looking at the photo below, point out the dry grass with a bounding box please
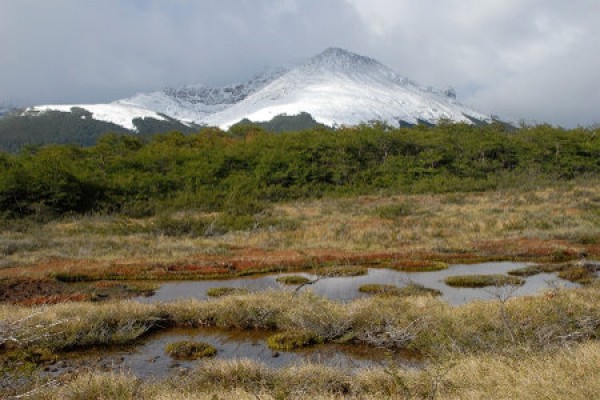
[37,341,600,399]
[2,283,598,356]
[2,284,599,398]
[1,182,599,285]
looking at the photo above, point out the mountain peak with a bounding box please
[305,47,380,70]
[28,48,492,130]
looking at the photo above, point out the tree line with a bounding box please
[1,122,598,219]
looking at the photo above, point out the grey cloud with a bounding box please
[0,0,598,127]
[345,0,600,126]
[0,0,363,104]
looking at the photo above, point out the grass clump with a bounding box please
[122,282,159,296]
[45,372,141,400]
[206,287,250,297]
[358,284,402,295]
[508,263,571,277]
[3,284,599,361]
[392,261,449,272]
[557,267,596,284]
[165,340,217,360]
[317,265,367,277]
[444,274,524,288]
[398,282,442,297]
[276,275,311,285]
[359,283,441,297]
[0,301,165,351]
[266,331,323,351]
[509,262,598,284]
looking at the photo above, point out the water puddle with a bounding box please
[137,262,580,305]
[60,328,414,380]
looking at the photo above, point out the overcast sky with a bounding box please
[1,0,599,127]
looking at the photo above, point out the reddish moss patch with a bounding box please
[21,293,92,306]
[474,238,582,261]
[0,278,68,304]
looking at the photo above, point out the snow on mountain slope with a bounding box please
[117,68,287,124]
[204,48,490,129]
[26,103,167,131]
[26,48,491,130]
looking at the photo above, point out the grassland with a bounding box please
[1,172,600,398]
[0,282,598,398]
[1,181,599,295]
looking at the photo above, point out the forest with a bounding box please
[1,121,598,220]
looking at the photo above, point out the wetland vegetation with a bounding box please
[164,341,217,360]
[1,122,599,398]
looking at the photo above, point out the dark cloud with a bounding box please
[1,0,598,127]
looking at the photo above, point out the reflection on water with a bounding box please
[137,262,580,306]
[95,328,412,379]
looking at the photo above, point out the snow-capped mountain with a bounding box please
[204,48,489,128]
[26,103,168,131]
[26,48,491,130]
[117,68,288,123]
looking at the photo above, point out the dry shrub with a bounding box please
[1,301,164,351]
[349,296,433,349]
[276,292,351,340]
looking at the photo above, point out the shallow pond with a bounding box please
[61,328,413,380]
[137,262,579,305]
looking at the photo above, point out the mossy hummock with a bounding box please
[444,274,524,288]
[165,341,217,360]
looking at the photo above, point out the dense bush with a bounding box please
[0,123,599,218]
